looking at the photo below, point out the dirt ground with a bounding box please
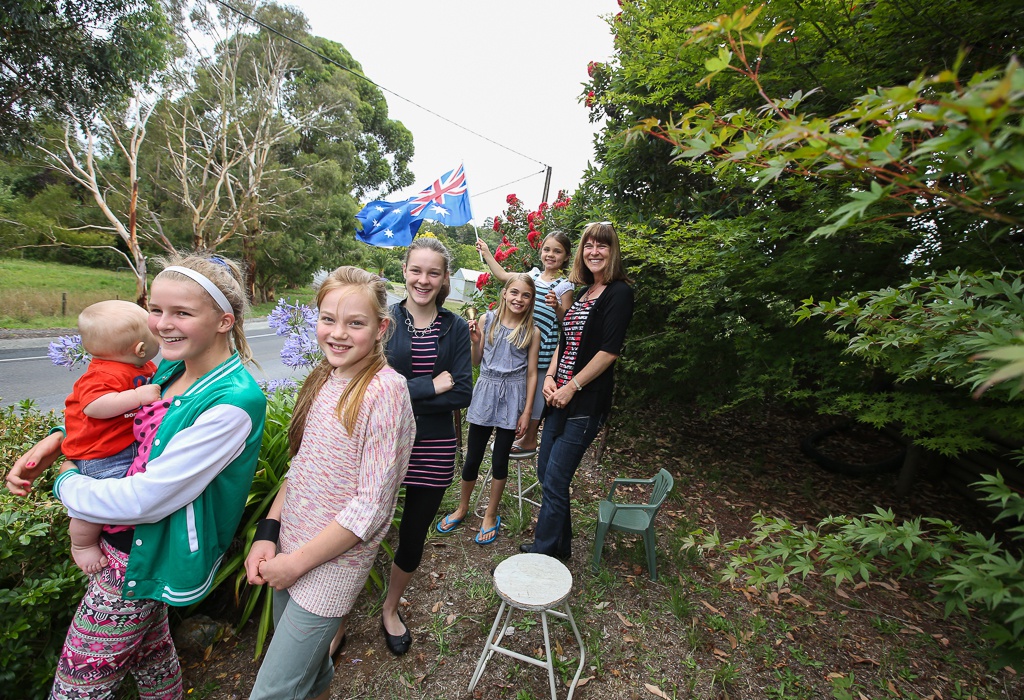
[177,405,1022,700]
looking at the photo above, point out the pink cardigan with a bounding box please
[279,366,415,617]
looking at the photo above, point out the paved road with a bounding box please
[0,292,404,412]
[0,321,303,412]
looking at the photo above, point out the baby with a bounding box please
[61,300,161,573]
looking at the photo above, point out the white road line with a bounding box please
[0,332,279,363]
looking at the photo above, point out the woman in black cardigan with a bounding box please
[521,222,634,560]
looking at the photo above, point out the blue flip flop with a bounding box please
[436,513,463,534]
[474,516,501,545]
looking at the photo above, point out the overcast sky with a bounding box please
[292,1,620,223]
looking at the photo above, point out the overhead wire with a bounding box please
[211,0,549,173]
[473,169,549,198]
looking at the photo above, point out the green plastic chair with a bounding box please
[592,468,674,581]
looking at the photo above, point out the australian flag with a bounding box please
[355,164,473,247]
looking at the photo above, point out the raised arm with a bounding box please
[476,239,512,283]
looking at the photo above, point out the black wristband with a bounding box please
[253,518,281,543]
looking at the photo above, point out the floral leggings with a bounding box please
[50,540,182,700]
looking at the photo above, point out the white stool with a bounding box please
[469,553,585,700]
[474,448,541,520]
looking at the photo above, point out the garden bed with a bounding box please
[178,404,1021,700]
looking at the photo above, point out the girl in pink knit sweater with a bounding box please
[245,267,416,700]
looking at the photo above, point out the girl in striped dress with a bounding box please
[374,237,472,656]
[475,232,573,452]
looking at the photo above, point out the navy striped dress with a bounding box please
[402,318,459,488]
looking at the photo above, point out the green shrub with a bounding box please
[0,404,85,697]
[682,473,1024,670]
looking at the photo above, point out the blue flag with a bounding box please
[354,200,426,247]
[355,164,473,247]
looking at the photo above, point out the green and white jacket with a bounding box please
[54,353,266,605]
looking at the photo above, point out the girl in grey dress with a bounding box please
[437,274,540,544]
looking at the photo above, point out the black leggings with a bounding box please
[393,484,446,574]
[461,423,516,482]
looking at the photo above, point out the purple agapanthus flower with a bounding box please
[259,378,299,394]
[48,334,90,370]
[267,298,318,338]
[280,332,322,369]
[268,297,322,368]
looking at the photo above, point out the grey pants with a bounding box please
[249,588,343,700]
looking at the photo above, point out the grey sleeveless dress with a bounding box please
[466,311,529,430]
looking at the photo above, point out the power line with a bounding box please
[211,0,548,169]
[474,169,548,198]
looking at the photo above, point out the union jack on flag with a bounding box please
[409,164,471,219]
[354,164,473,248]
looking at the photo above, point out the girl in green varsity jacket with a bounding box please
[7,253,266,700]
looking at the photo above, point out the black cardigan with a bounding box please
[558,280,634,418]
[387,301,473,439]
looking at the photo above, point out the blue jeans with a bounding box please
[76,443,138,480]
[532,409,606,558]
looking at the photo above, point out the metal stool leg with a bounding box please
[543,602,586,700]
[516,457,524,520]
[564,602,586,700]
[469,600,508,693]
[541,610,557,700]
[511,452,541,519]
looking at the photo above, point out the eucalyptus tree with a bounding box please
[0,0,171,151]
[145,0,413,301]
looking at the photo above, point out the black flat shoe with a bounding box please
[382,611,412,656]
[519,542,570,562]
[330,634,346,665]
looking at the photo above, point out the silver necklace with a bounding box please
[405,311,437,338]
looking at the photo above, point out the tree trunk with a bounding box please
[242,230,258,303]
[130,179,148,308]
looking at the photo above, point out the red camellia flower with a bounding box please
[585,91,596,108]
[506,194,519,206]
[476,272,490,291]
[527,230,540,248]
[492,216,501,232]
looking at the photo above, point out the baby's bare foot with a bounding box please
[71,544,108,574]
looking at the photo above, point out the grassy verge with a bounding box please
[0,259,470,329]
[0,259,140,328]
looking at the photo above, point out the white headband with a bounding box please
[161,266,234,315]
